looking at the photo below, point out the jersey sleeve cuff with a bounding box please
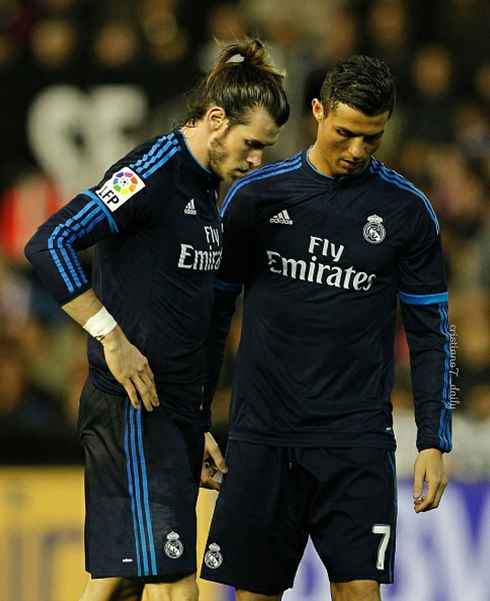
[214,279,243,293]
[417,441,452,454]
[398,290,448,305]
[58,282,93,306]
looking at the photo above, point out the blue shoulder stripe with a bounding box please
[245,152,302,179]
[129,133,181,179]
[398,290,449,305]
[130,134,171,171]
[370,158,440,234]
[222,154,302,214]
[48,227,81,293]
[230,152,301,184]
[139,136,178,174]
[48,192,121,294]
[140,145,181,179]
[221,154,302,217]
[130,134,169,170]
[83,190,119,233]
[48,201,110,293]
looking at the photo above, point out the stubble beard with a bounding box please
[208,130,233,183]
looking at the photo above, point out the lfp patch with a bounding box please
[96,167,145,211]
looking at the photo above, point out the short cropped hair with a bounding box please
[320,55,396,117]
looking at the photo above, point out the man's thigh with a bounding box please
[79,378,204,579]
[304,447,397,585]
[330,580,381,601]
[79,573,199,601]
[200,441,309,595]
[236,591,283,601]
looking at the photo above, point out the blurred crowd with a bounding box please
[0,0,488,476]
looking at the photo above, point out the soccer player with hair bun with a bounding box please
[25,38,289,601]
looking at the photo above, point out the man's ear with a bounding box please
[207,106,228,131]
[312,98,325,123]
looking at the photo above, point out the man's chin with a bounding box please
[226,169,252,184]
[209,164,226,182]
[235,170,250,179]
[337,161,367,178]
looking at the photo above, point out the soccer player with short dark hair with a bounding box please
[25,38,289,601]
[200,55,451,601]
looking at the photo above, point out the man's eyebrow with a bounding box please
[248,139,275,148]
[337,126,385,138]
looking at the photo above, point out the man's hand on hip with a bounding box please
[101,326,159,411]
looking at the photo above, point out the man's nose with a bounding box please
[247,149,263,168]
[348,137,365,160]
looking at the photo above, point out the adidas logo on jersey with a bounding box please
[270,210,293,225]
[184,199,197,215]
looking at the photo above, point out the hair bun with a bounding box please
[213,37,280,74]
[183,36,289,129]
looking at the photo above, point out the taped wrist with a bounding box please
[83,307,117,341]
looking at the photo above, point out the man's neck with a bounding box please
[181,123,210,170]
[308,143,334,177]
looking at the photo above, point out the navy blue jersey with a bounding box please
[26,130,222,418]
[203,151,452,452]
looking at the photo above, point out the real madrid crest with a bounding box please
[204,542,223,569]
[363,214,386,244]
[164,531,184,559]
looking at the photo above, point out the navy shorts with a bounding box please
[78,378,204,579]
[200,441,397,594]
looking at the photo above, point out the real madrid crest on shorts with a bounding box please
[164,531,184,559]
[204,542,223,569]
[363,214,386,244]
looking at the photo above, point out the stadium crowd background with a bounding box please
[0,0,488,477]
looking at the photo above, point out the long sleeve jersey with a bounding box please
[203,151,452,452]
[25,130,222,419]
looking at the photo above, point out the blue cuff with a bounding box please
[398,290,448,305]
[214,279,243,293]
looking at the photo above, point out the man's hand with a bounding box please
[200,432,228,491]
[413,448,448,513]
[61,290,159,411]
[101,326,159,411]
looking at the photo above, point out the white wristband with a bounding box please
[83,307,117,341]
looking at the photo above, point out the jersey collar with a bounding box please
[302,147,374,187]
[175,129,220,185]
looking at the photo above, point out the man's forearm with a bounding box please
[401,301,452,453]
[63,288,159,410]
[62,289,119,342]
[62,288,105,326]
